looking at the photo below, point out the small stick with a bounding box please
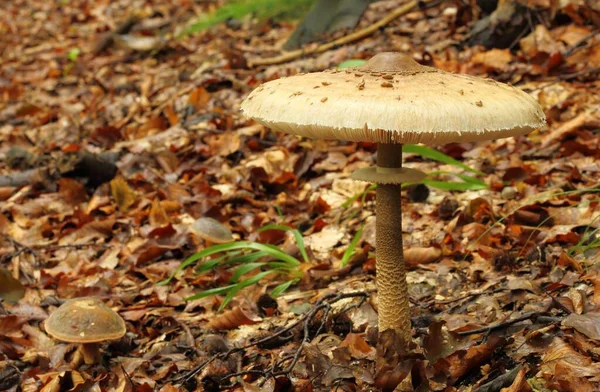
[457,311,546,336]
[249,1,420,67]
[170,291,368,386]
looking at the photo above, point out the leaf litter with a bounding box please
[1,0,600,390]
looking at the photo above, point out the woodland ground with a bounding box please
[1,0,600,391]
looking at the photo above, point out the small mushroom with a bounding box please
[241,52,545,347]
[191,217,234,246]
[45,297,126,364]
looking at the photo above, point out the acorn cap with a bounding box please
[241,52,545,145]
[191,217,234,244]
[45,297,126,343]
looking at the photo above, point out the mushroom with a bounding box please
[45,297,126,364]
[191,217,234,245]
[241,52,545,345]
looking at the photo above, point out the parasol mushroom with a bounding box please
[241,52,545,345]
[45,297,126,364]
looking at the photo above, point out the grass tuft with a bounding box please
[183,0,313,35]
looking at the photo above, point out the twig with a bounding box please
[271,302,332,377]
[120,363,135,389]
[542,286,573,315]
[457,311,550,336]
[248,1,420,67]
[562,31,599,58]
[1,235,39,260]
[171,291,368,387]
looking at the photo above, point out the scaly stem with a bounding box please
[376,143,411,344]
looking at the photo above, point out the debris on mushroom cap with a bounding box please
[241,52,546,145]
[191,217,234,243]
[45,297,126,343]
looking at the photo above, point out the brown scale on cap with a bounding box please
[357,52,437,75]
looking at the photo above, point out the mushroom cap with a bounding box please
[241,52,545,145]
[45,297,126,343]
[191,217,234,243]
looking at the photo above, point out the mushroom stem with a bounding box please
[376,143,411,343]
[80,342,101,365]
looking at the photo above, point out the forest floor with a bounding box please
[1,0,600,391]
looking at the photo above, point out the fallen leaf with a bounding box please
[563,312,600,340]
[339,333,376,359]
[520,25,563,58]
[188,86,211,110]
[404,247,442,267]
[555,361,595,392]
[110,176,136,211]
[471,49,512,71]
[0,269,25,304]
[500,367,531,392]
[541,337,599,378]
[149,198,170,227]
[206,306,261,330]
[438,336,505,383]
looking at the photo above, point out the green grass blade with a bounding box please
[219,285,242,311]
[259,224,309,263]
[159,241,300,286]
[196,251,241,273]
[422,179,487,191]
[270,279,299,297]
[342,183,377,208]
[247,243,302,267]
[338,59,366,69]
[402,144,483,175]
[230,262,266,283]
[182,0,313,36]
[184,284,237,301]
[222,251,269,266]
[427,170,486,186]
[341,225,364,267]
[266,261,294,270]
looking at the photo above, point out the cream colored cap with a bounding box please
[241,53,545,145]
[45,297,126,343]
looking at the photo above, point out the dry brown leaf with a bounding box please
[555,361,595,392]
[404,247,442,267]
[563,312,600,340]
[163,105,179,126]
[205,131,242,157]
[206,306,261,330]
[339,333,376,359]
[313,152,348,172]
[500,367,531,392]
[441,336,505,382]
[541,109,599,147]
[567,287,586,314]
[188,86,211,110]
[149,198,170,227]
[57,178,87,205]
[0,268,25,304]
[0,186,16,201]
[541,337,599,378]
[584,271,600,306]
[471,49,512,71]
[110,176,136,211]
[520,25,563,58]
